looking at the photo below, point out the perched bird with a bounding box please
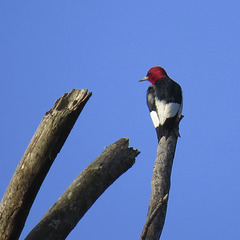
[139,66,183,141]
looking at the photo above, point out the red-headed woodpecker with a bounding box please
[139,66,183,141]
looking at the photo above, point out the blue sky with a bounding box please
[1,1,240,239]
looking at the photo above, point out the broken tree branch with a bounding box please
[0,89,92,240]
[141,117,183,240]
[25,138,140,240]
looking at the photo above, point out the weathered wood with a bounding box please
[141,194,169,239]
[25,138,140,240]
[140,121,182,240]
[0,89,92,240]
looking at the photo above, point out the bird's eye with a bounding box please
[148,71,152,76]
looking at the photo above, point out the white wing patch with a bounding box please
[150,111,160,128]
[155,99,181,125]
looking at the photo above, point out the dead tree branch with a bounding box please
[25,138,140,240]
[141,194,169,239]
[141,118,183,240]
[0,89,92,240]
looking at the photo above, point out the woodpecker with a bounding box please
[139,66,183,141]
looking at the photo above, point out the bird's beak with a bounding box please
[139,76,148,82]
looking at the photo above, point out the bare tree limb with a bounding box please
[0,89,92,240]
[141,117,183,240]
[141,194,168,240]
[25,138,140,240]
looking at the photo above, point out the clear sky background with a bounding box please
[1,1,240,239]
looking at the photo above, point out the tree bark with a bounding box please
[25,138,140,240]
[0,89,92,240]
[140,122,182,240]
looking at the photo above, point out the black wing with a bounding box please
[146,85,162,141]
[146,85,156,112]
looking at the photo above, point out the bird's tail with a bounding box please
[156,125,169,142]
[156,124,180,142]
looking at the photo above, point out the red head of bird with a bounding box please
[139,66,168,84]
